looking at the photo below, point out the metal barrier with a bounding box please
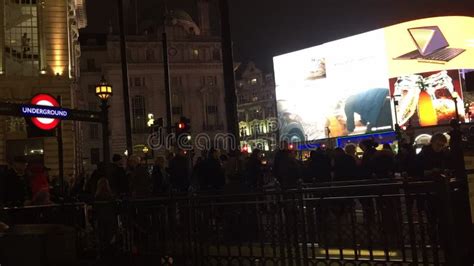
[2,178,472,265]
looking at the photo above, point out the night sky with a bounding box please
[84,0,474,72]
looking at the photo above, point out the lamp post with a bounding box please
[96,76,113,165]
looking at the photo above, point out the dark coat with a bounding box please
[168,155,190,192]
[110,164,129,195]
[1,168,30,206]
[200,157,225,190]
[416,145,451,178]
[333,154,357,181]
[128,165,151,197]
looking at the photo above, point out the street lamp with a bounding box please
[96,76,113,165]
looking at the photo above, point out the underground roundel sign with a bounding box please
[21,94,69,130]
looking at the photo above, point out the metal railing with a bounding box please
[1,177,472,265]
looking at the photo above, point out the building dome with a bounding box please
[169,9,194,22]
[168,9,201,36]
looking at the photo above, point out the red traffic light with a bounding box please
[288,144,294,150]
[178,123,185,129]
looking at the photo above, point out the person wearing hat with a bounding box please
[1,156,31,206]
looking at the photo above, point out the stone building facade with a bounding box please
[0,0,86,179]
[79,1,228,173]
[236,62,277,153]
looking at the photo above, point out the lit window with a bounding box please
[4,0,39,76]
[251,78,257,85]
[192,49,199,58]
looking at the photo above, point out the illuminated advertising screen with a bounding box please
[274,16,474,142]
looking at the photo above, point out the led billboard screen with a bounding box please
[274,16,474,142]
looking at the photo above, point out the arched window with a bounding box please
[212,48,221,61]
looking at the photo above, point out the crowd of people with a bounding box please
[0,131,459,206]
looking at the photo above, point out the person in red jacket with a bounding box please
[27,163,51,205]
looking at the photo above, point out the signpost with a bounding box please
[21,94,69,130]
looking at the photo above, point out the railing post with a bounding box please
[403,179,418,264]
[438,178,461,266]
[297,183,309,266]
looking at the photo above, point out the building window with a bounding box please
[212,49,221,61]
[206,76,217,86]
[130,77,145,87]
[89,124,99,139]
[4,0,39,76]
[132,95,146,133]
[250,78,258,85]
[134,77,141,87]
[90,148,100,165]
[87,59,96,71]
[171,76,182,88]
[146,48,154,62]
[191,48,199,60]
[172,106,183,115]
[207,105,218,114]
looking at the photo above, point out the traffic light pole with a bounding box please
[162,18,173,135]
[219,0,239,150]
[117,0,134,155]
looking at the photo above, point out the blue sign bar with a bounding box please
[336,131,397,147]
[20,104,69,119]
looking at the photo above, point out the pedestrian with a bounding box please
[333,147,357,181]
[86,162,105,196]
[168,150,191,193]
[372,143,395,178]
[394,142,417,177]
[27,163,50,200]
[416,133,450,179]
[27,163,51,205]
[245,149,264,190]
[110,154,128,196]
[307,148,332,183]
[202,148,225,190]
[152,156,168,195]
[94,177,117,257]
[1,156,30,206]
[358,139,378,179]
[127,155,151,198]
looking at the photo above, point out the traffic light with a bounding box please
[175,116,191,148]
[175,116,191,133]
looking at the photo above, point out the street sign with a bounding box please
[23,94,66,130]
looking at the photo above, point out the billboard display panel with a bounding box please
[274,16,474,142]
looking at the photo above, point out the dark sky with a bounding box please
[83,0,474,72]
